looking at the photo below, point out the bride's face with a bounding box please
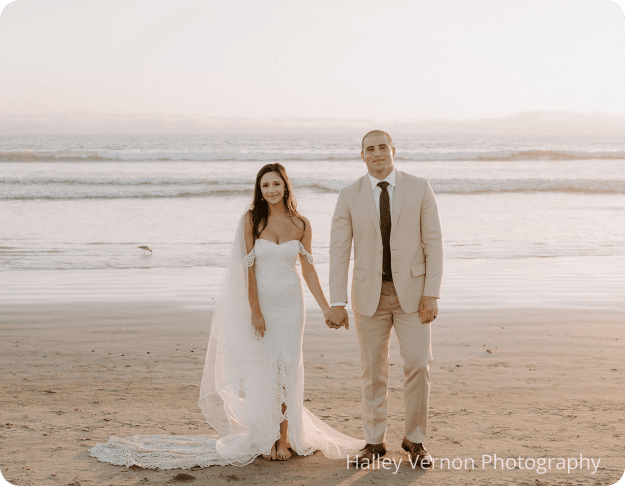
[260,172,285,205]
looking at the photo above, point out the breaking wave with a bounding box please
[2,149,625,163]
[1,177,623,200]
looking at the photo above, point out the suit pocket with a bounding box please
[353,268,365,281]
[411,263,426,277]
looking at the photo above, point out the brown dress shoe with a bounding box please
[355,443,387,467]
[401,437,432,469]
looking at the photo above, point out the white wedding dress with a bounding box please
[89,215,364,470]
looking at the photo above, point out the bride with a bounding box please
[89,163,364,469]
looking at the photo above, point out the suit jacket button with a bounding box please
[378,272,382,277]
[379,250,383,254]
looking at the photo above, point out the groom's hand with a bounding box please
[327,306,349,330]
[418,296,438,324]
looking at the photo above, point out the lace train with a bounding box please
[89,435,231,470]
[89,406,364,469]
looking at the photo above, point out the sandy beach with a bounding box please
[1,297,624,485]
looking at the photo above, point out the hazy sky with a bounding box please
[1,0,624,132]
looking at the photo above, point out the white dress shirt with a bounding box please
[368,168,396,220]
[331,168,396,307]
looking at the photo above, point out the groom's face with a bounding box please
[361,133,395,178]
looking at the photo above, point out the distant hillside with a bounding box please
[1,111,624,136]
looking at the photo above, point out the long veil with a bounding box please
[199,210,263,435]
[197,210,275,464]
[89,211,364,470]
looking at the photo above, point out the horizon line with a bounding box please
[1,110,625,136]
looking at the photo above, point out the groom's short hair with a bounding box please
[361,130,394,152]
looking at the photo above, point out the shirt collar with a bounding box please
[368,168,396,191]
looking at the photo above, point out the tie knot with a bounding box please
[377,181,390,190]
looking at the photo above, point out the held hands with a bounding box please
[252,312,266,338]
[324,306,349,330]
[418,296,438,324]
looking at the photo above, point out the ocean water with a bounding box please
[1,134,624,274]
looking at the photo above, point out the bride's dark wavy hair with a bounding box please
[249,163,305,241]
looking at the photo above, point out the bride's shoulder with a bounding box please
[295,215,313,241]
[292,214,310,229]
[243,211,254,234]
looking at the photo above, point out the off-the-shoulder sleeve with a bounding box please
[243,248,255,267]
[298,241,314,264]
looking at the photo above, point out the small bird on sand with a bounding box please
[138,246,152,255]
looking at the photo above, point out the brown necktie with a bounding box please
[378,181,392,282]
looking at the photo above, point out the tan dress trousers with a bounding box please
[354,281,433,445]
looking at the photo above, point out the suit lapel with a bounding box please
[391,170,406,231]
[360,176,381,239]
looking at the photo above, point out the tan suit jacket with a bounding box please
[330,170,443,317]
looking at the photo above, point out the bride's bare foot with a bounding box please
[276,438,291,461]
[274,408,291,460]
[262,442,277,460]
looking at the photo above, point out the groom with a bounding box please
[327,130,443,468]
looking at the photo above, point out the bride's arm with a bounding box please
[244,212,265,337]
[298,218,331,320]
